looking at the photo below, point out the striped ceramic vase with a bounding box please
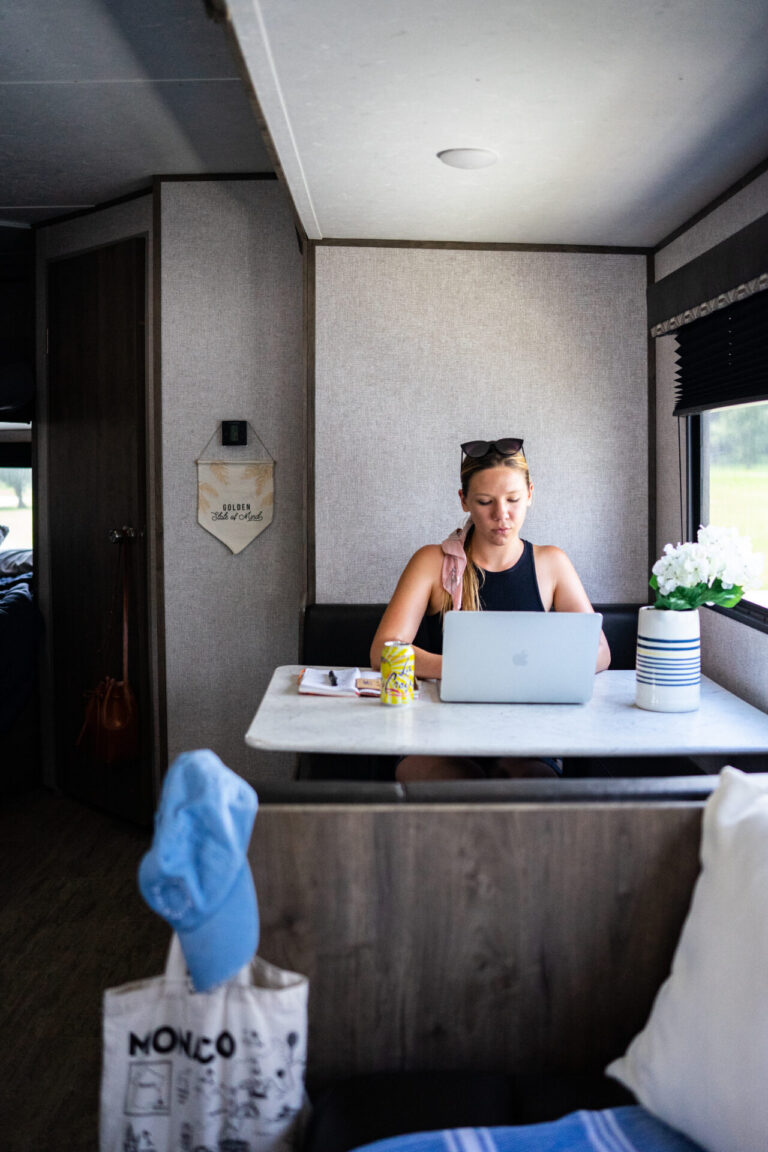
[635,606,700,712]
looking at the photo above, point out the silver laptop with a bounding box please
[440,611,603,703]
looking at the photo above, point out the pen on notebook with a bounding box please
[328,670,338,686]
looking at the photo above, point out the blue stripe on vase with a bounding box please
[636,656,700,666]
[636,673,701,686]
[637,638,700,650]
[637,633,699,644]
[636,659,700,667]
[637,674,701,682]
[637,655,700,662]
[637,662,700,673]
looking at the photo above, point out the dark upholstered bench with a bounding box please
[302,1070,636,1152]
[299,603,702,781]
[302,602,642,670]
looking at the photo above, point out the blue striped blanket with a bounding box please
[352,1107,704,1152]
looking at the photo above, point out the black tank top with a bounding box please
[422,538,544,654]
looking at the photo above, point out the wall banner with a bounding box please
[196,425,274,555]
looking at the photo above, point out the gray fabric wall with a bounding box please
[315,245,649,605]
[160,180,304,779]
[654,171,768,712]
[35,177,765,788]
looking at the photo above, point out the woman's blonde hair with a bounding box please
[442,447,530,615]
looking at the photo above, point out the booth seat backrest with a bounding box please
[303,603,643,670]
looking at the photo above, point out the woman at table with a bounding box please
[370,437,610,781]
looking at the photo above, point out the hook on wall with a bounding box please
[108,526,137,544]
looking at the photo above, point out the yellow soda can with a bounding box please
[380,641,415,706]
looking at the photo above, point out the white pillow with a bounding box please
[607,767,768,1152]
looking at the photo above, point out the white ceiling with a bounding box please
[229,0,768,246]
[0,0,271,226]
[3,1,768,245]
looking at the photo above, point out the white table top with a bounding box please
[245,667,768,758]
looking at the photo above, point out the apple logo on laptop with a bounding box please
[512,650,529,667]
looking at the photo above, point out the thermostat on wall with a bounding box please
[221,420,247,446]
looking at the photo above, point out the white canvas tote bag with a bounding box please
[99,935,309,1152]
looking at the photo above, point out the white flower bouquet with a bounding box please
[650,524,764,611]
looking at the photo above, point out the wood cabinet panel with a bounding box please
[47,237,153,824]
[251,803,703,1085]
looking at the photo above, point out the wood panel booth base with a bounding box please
[249,793,707,1144]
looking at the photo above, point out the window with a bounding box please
[696,402,768,611]
[0,426,33,552]
[675,291,768,628]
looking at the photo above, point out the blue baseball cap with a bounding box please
[138,749,259,992]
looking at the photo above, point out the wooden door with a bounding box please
[47,237,153,825]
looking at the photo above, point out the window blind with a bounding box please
[673,288,768,416]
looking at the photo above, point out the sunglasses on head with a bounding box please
[461,438,524,459]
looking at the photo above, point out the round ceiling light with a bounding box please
[437,148,499,169]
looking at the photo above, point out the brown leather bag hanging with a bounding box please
[76,533,139,766]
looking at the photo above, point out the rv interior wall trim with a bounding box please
[656,169,768,281]
[226,0,322,239]
[652,152,768,254]
[648,209,768,329]
[650,275,768,337]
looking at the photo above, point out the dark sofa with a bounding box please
[302,602,641,669]
[298,602,702,781]
[302,1070,636,1152]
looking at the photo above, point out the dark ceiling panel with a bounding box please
[0,0,273,224]
[0,0,240,82]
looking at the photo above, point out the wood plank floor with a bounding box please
[0,788,168,1151]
